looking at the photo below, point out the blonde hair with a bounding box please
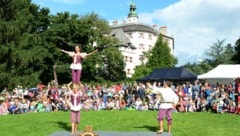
[72,83,79,90]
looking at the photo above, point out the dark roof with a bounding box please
[111,23,174,40]
[110,28,136,49]
[120,23,158,34]
[137,67,197,82]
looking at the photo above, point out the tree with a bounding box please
[205,39,234,67]
[146,35,177,70]
[95,46,126,82]
[183,39,234,74]
[184,61,213,75]
[232,38,240,64]
[0,0,51,89]
[132,65,151,80]
[45,12,125,83]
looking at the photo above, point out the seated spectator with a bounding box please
[29,100,36,112]
[96,99,105,111]
[188,98,196,112]
[45,98,52,112]
[105,98,114,110]
[235,103,240,114]
[135,97,143,111]
[176,97,185,112]
[142,102,149,111]
[36,100,45,112]
[120,100,126,110]
[217,98,224,114]
[113,96,120,110]
[200,98,207,112]
[22,99,29,113]
[0,98,8,115]
[228,100,236,113]
[8,100,18,114]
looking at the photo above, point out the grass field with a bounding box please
[0,111,239,136]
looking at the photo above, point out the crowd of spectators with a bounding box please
[0,78,240,115]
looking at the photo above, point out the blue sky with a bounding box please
[32,0,240,66]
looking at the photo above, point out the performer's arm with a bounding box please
[60,49,70,54]
[85,50,98,57]
[60,49,74,56]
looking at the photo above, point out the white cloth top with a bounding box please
[152,86,179,109]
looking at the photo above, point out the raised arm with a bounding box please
[85,50,98,57]
[81,50,98,58]
[60,49,74,56]
[60,49,70,54]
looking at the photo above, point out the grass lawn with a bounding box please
[0,111,239,136]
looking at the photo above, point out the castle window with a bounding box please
[139,44,145,50]
[148,45,152,50]
[148,34,152,40]
[127,69,131,74]
[128,33,133,38]
[129,57,133,63]
[125,56,128,61]
[138,33,144,39]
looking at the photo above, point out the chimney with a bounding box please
[159,26,168,35]
[152,24,157,29]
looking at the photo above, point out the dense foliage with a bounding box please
[132,35,177,80]
[184,39,237,74]
[0,0,125,89]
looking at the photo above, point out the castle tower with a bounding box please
[127,1,138,23]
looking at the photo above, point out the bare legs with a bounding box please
[71,111,80,134]
[71,123,79,134]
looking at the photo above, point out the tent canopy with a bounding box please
[198,64,240,84]
[137,67,197,82]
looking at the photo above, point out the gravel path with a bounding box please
[49,131,172,136]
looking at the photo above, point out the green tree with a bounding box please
[0,0,51,89]
[96,47,126,82]
[132,65,151,80]
[205,39,234,67]
[146,35,177,70]
[232,38,240,64]
[183,39,234,74]
[46,12,125,83]
[184,61,213,75]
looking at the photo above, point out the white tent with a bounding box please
[198,64,240,84]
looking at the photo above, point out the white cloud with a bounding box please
[138,0,240,66]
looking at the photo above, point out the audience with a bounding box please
[1,78,240,116]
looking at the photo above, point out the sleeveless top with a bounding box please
[69,53,87,70]
[69,91,81,111]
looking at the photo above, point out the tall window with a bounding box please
[148,34,152,40]
[125,56,128,61]
[148,45,152,50]
[129,57,133,63]
[128,33,133,38]
[127,69,131,74]
[138,33,144,39]
[139,44,145,50]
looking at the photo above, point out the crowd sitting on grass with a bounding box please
[0,78,240,115]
